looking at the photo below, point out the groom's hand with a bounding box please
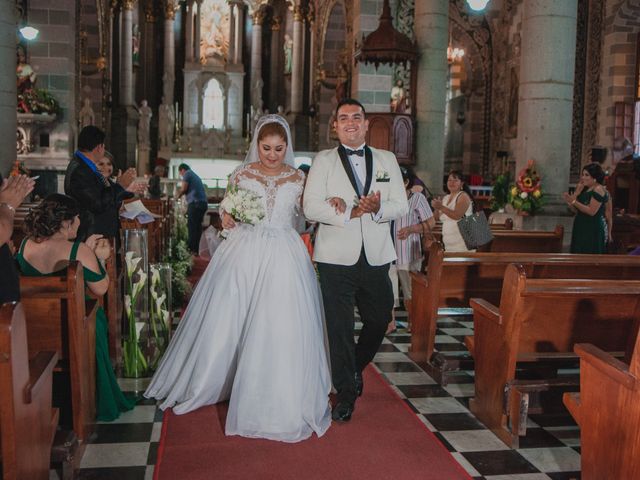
[327,197,346,214]
[358,191,381,214]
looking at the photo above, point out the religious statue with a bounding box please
[390,80,407,113]
[158,98,175,148]
[251,77,264,116]
[137,99,152,147]
[132,24,140,65]
[283,34,293,75]
[16,46,36,95]
[79,98,95,128]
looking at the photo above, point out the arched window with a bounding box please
[202,78,224,129]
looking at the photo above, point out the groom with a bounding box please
[304,98,408,422]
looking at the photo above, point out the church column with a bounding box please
[185,1,194,62]
[163,1,177,104]
[228,2,236,64]
[307,7,315,107]
[0,0,16,175]
[414,0,448,192]
[269,16,281,111]
[250,9,265,111]
[194,0,202,62]
[120,0,135,106]
[290,5,304,114]
[516,0,578,206]
[233,1,244,64]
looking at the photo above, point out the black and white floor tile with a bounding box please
[60,310,581,480]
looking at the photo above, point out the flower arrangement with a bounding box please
[508,160,544,214]
[17,88,61,115]
[489,172,510,211]
[148,263,172,370]
[123,250,149,378]
[220,186,265,225]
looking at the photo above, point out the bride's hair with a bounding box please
[257,122,288,144]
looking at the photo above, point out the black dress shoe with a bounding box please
[332,402,355,422]
[355,371,364,397]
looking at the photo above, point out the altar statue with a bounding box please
[158,98,175,148]
[390,79,407,113]
[138,100,152,146]
[79,98,95,128]
[16,46,36,95]
[284,34,293,75]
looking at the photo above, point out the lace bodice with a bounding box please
[227,165,305,229]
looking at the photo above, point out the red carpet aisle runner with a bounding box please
[154,366,471,480]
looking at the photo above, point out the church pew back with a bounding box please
[468,264,640,448]
[0,302,58,480]
[19,262,97,443]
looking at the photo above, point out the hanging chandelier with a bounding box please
[466,0,490,11]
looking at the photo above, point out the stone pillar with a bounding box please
[0,0,16,175]
[307,8,315,106]
[250,9,264,112]
[269,16,281,112]
[228,3,236,65]
[163,1,177,104]
[414,1,448,193]
[185,1,194,62]
[234,2,244,65]
[194,0,202,62]
[516,0,578,206]
[120,1,135,106]
[290,5,304,114]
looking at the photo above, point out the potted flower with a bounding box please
[490,172,510,212]
[508,160,544,215]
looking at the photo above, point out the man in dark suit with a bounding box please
[64,125,135,240]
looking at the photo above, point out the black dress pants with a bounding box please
[317,250,394,404]
[187,201,208,253]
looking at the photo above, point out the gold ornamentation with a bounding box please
[271,16,281,31]
[122,0,136,10]
[252,9,265,25]
[164,0,177,20]
[293,5,304,22]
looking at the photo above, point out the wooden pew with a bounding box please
[19,262,97,444]
[0,302,58,480]
[478,225,564,252]
[563,336,640,479]
[467,264,640,448]
[409,242,640,383]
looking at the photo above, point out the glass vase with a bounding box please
[122,229,149,378]
[148,263,172,370]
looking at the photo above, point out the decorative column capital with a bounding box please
[271,16,281,31]
[252,9,266,25]
[293,5,305,22]
[122,0,136,10]
[110,0,120,13]
[307,3,315,24]
[164,0,177,20]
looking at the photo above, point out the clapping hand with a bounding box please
[127,181,147,194]
[94,238,111,261]
[327,197,346,214]
[85,234,104,251]
[431,198,443,210]
[0,174,35,209]
[357,191,381,214]
[574,182,585,195]
[562,192,574,205]
[116,168,137,188]
[397,226,418,240]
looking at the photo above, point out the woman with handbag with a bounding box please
[432,170,475,252]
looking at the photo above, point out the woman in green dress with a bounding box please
[563,163,609,254]
[17,193,134,421]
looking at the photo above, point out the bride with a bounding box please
[145,115,332,442]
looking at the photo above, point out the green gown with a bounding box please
[16,239,135,421]
[570,189,608,254]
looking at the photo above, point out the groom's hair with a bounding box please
[336,98,366,116]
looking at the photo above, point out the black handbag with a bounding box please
[457,211,494,250]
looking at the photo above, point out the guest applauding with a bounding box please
[563,163,609,254]
[17,194,135,420]
[65,125,138,240]
[432,171,474,252]
[0,173,34,303]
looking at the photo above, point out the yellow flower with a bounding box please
[523,177,533,188]
[511,187,518,196]
[533,189,541,198]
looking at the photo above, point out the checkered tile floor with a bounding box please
[59,311,582,480]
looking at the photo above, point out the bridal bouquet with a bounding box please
[220,186,266,225]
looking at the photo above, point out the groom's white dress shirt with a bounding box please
[304,145,408,266]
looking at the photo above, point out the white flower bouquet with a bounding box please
[220,186,266,225]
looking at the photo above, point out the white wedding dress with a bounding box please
[145,164,332,443]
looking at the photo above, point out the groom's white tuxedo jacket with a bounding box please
[303,145,409,266]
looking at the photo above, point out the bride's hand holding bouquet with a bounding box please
[220,185,266,236]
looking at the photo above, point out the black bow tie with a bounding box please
[345,148,364,157]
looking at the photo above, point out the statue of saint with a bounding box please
[137,99,152,146]
[79,98,95,128]
[158,98,175,148]
[390,80,407,113]
[16,46,36,95]
[283,34,293,75]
